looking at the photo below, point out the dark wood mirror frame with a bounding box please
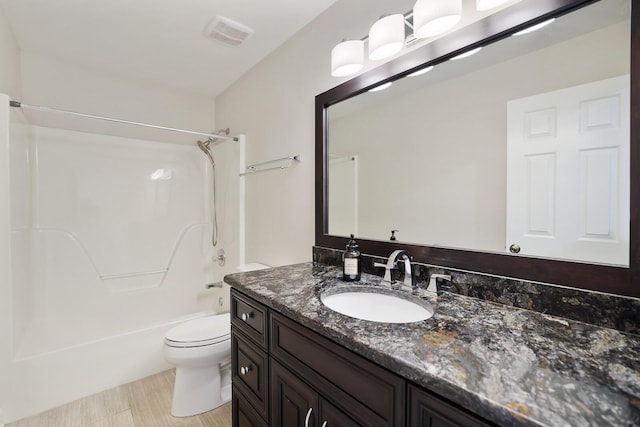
[315,0,639,298]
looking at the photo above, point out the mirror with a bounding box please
[316,0,639,297]
[328,0,630,266]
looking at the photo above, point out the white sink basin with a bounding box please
[321,287,434,323]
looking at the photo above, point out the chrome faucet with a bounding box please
[374,250,414,290]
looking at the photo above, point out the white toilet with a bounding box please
[163,312,231,417]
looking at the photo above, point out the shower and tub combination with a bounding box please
[0,94,243,423]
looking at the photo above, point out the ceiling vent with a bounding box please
[204,16,254,47]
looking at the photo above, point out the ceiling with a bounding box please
[0,0,339,98]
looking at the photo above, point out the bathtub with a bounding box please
[0,94,242,423]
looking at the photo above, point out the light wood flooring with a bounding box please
[7,369,231,427]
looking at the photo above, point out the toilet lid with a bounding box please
[165,313,231,347]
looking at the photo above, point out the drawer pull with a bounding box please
[240,365,252,375]
[241,312,254,321]
[304,408,313,427]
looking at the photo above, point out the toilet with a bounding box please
[163,312,231,417]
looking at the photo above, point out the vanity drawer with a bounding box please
[231,289,268,349]
[232,328,269,421]
[270,311,405,426]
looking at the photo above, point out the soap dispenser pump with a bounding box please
[343,234,362,282]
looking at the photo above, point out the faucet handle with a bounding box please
[374,261,396,283]
[427,274,451,293]
[205,282,224,289]
[374,261,398,271]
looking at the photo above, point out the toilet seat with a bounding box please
[165,314,230,348]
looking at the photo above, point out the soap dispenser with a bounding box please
[343,234,362,282]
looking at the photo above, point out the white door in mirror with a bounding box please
[506,75,630,266]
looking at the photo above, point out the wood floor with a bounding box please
[7,369,232,427]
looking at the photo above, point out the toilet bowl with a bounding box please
[163,312,231,417]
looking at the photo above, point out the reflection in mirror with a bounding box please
[327,0,630,266]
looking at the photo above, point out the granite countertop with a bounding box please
[224,262,640,427]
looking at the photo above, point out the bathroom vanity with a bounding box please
[225,263,640,426]
[229,286,487,427]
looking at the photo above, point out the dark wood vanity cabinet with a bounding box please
[271,359,362,426]
[270,311,405,426]
[231,288,493,427]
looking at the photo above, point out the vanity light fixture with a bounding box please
[450,46,482,60]
[368,14,406,60]
[329,0,515,78]
[512,18,556,36]
[408,65,434,77]
[368,82,393,92]
[413,0,462,39]
[331,39,365,77]
[476,0,511,11]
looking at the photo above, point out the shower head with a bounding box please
[197,139,211,152]
[198,139,216,167]
[198,135,227,152]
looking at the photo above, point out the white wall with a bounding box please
[20,52,216,145]
[0,11,21,422]
[0,7,21,100]
[215,0,417,266]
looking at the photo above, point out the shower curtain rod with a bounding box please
[8,100,237,141]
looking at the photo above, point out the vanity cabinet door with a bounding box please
[272,359,359,427]
[271,359,318,427]
[319,397,360,426]
[408,384,493,427]
[270,311,405,426]
[233,386,268,427]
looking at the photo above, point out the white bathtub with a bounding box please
[0,94,242,423]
